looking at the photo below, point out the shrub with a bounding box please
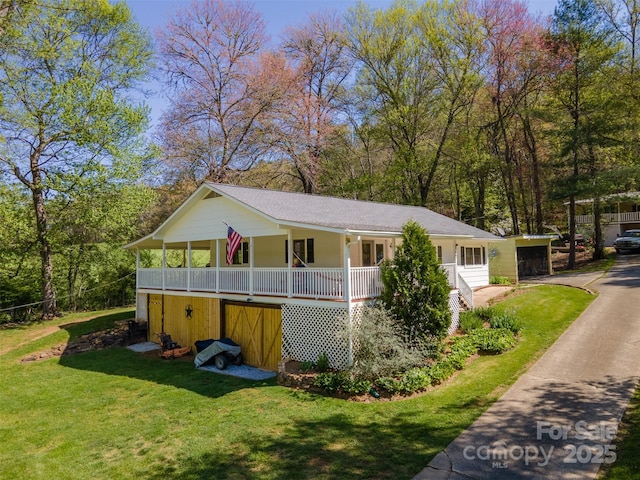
[459,311,484,333]
[474,305,496,321]
[345,306,427,380]
[399,367,432,393]
[316,352,330,372]
[490,276,511,285]
[314,372,346,392]
[342,378,372,395]
[489,311,522,334]
[299,360,315,371]
[375,376,404,394]
[449,335,478,358]
[471,328,517,353]
[313,372,371,395]
[380,221,452,344]
[428,361,456,385]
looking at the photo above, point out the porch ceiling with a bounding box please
[123,235,211,250]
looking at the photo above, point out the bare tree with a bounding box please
[263,11,353,194]
[156,0,282,185]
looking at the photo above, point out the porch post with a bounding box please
[287,230,293,298]
[453,240,459,288]
[136,250,140,289]
[343,238,351,303]
[344,236,355,367]
[249,237,254,295]
[216,239,220,293]
[161,243,166,291]
[187,241,192,291]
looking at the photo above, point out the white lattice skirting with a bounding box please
[282,303,353,369]
[448,290,460,335]
[136,293,148,322]
[282,295,459,369]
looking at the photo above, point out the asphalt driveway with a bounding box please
[416,256,640,479]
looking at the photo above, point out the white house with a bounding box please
[573,192,640,246]
[125,183,500,370]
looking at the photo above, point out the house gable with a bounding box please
[162,196,282,244]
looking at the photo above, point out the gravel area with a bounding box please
[198,363,276,381]
[127,342,160,353]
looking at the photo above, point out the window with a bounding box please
[231,241,249,265]
[285,238,315,265]
[362,241,373,266]
[436,245,443,264]
[375,244,385,264]
[460,246,485,266]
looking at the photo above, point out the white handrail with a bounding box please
[137,267,382,300]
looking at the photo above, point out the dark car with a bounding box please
[562,233,585,246]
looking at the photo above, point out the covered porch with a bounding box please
[128,231,475,306]
[137,265,382,300]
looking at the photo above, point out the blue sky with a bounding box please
[123,0,560,128]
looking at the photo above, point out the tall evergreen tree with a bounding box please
[380,221,451,344]
[548,0,622,264]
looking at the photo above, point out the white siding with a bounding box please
[458,242,490,288]
[459,266,490,288]
[162,196,281,244]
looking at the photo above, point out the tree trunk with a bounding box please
[420,108,456,207]
[495,102,520,235]
[593,196,605,260]
[522,113,544,234]
[568,195,577,270]
[25,146,57,319]
[32,184,57,318]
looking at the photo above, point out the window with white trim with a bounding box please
[460,246,485,266]
[232,241,249,265]
[285,238,315,265]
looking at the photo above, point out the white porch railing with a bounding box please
[350,266,383,299]
[457,275,474,309]
[440,263,456,286]
[137,264,472,304]
[138,267,376,300]
[576,211,640,225]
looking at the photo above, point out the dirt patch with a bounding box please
[551,249,594,271]
[0,314,122,357]
[486,287,530,306]
[20,320,146,363]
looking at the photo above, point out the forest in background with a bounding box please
[1,0,640,321]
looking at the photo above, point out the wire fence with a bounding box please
[0,272,136,325]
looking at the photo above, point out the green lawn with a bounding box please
[598,386,640,479]
[0,286,593,480]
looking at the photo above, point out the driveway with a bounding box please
[416,256,640,479]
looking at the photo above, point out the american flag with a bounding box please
[226,225,243,265]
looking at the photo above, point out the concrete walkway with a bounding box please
[415,256,640,479]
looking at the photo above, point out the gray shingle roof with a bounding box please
[211,183,498,240]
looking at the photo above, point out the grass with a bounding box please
[0,286,593,480]
[598,387,640,479]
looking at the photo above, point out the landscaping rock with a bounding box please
[20,319,146,363]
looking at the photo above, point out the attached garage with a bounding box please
[223,302,282,371]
